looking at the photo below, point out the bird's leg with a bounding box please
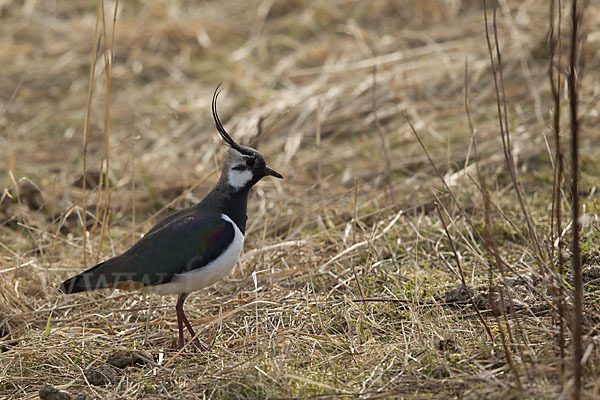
[175,293,206,351]
[181,312,206,351]
[176,297,185,349]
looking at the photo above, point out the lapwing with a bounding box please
[59,86,283,350]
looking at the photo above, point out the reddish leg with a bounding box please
[175,293,207,351]
[176,299,185,349]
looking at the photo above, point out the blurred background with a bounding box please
[1,0,600,398]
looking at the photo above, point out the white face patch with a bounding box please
[227,166,253,189]
[230,148,245,158]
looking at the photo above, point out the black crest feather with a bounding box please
[212,84,242,151]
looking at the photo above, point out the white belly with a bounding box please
[144,214,244,295]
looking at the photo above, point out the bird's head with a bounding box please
[212,86,283,191]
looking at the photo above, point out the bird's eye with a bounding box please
[246,158,255,167]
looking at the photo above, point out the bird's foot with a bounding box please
[177,337,208,352]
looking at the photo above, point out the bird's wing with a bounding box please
[60,214,235,293]
[144,206,195,236]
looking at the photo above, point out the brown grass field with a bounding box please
[1,0,600,398]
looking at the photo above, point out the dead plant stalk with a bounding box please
[568,0,584,398]
[483,0,545,271]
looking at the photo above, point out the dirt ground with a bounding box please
[2,0,600,398]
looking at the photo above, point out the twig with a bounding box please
[143,294,152,346]
[548,0,567,381]
[349,179,366,300]
[130,123,136,246]
[568,0,583,397]
[0,76,23,118]
[372,66,394,203]
[353,177,360,244]
[351,298,470,306]
[316,99,322,192]
[478,5,527,387]
[96,0,119,260]
[81,1,103,268]
[483,0,544,272]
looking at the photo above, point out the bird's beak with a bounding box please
[265,166,283,179]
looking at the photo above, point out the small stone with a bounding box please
[39,384,71,400]
[18,183,44,210]
[106,350,144,369]
[84,365,117,386]
[437,338,457,352]
[444,284,470,304]
[472,292,491,310]
[72,171,102,189]
[445,284,488,305]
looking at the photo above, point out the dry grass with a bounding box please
[2,0,600,398]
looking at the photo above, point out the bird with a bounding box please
[59,86,283,350]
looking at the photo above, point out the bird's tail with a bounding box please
[59,262,108,294]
